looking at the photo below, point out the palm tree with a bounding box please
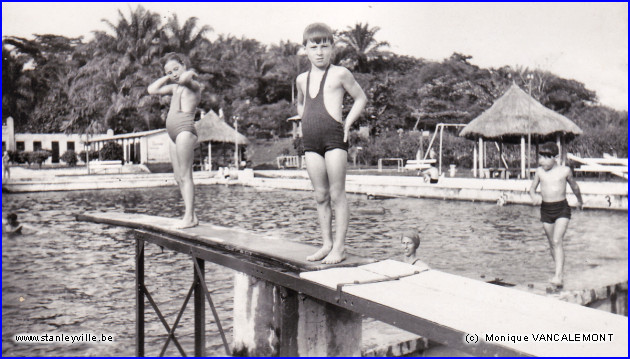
[101,5,162,65]
[163,14,212,59]
[267,40,306,104]
[337,22,390,73]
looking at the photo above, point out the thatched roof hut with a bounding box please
[459,83,582,143]
[459,84,583,179]
[195,110,249,145]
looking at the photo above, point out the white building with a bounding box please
[2,116,171,165]
[85,129,171,164]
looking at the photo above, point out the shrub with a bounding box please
[99,142,123,162]
[61,150,78,167]
[7,150,22,164]
[78,150,99,162]
[28,150,51,168]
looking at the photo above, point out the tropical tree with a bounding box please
[163,14,212,59]
[3,35,83,132]
[337,22,390,73]
[65,6,167,134]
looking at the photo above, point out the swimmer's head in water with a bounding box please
[7,213,17,223]
[400,230,420,256]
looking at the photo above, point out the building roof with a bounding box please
[195,110,249,145]
[86,128,166,143]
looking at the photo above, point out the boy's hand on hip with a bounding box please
[343,128,349,143]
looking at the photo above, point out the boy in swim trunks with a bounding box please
[148,53,201,229]
[529,142,583,288]
[296,23,367,264]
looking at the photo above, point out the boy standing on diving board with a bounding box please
[296,23,367,264]
[529,142,583,289]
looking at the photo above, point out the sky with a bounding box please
[2,2,628,111]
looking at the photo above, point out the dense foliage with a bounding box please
[3,6,626,166]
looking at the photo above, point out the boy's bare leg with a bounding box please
[542,222,556,262]
[171,132,199,229]
[321,149,348,264]
[550,218,569,286]
[304,152,334,261]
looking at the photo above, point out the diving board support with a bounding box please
[79,212,628,357]
[135,238,144,356]
[134,233,230,357]
[132,229,530,356]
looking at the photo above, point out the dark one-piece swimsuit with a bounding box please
[301,65,348,157]
[165,85,198,143]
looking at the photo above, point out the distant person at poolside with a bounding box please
[3,151,10,181]
[3,213,22,234]
[529,142,583,289]
[148,52,201,229]
[400,230,429,270]
[422,163,439,184]
[296,23,367,264]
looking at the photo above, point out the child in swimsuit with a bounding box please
[148,53,201,229]
[296,23,367,264]
[529,142,583,288]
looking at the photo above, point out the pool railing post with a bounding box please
[135,238,145,357]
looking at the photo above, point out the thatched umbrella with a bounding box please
[195,110,249,168]
[459,83,582,178]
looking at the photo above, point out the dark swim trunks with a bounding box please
[540,199,571,223]
[166,85,197,143]
[301,65,348,157]
[429,178,439,184]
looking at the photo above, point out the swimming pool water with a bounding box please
[2,185,627,355]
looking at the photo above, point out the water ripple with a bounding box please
[2,185,627,356]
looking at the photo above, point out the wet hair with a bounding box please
[400,230,420,250]
[160,52,190,68]
[303,23,334,46]
[539,142,559,157]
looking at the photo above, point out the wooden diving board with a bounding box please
[301,260,628,357]
[76,211,374,271]
[78,212,627,356]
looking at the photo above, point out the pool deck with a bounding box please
[3,167,627,210]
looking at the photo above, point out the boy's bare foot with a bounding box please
[549,276,563,289]
[173,214,199,229]
[321,249,346,264]
[307,246,332,262]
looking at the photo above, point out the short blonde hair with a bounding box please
[400,230,420,250]
[303,23,334,46]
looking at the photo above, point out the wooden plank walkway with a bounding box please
[301,259,628,357]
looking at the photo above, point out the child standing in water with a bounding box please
[529,142,583,288]
[148,53,201,229]
[296,23,367,264]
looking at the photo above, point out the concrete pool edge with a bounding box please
[2,168,628,210]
